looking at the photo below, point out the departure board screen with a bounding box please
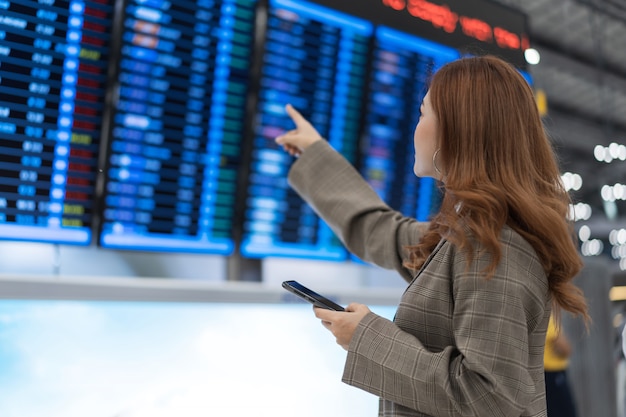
[0,0,113,244]
[359,27,458,223]
[98,0,257,253]
[239,0,372,260]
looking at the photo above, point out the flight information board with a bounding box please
[239,0,372,260]
[0,0,114,244]
[98,0,257,253]
[359,27,458,223]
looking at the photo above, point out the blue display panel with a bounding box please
[0,0,114,244]
[99,0,257,253]
[358,27,458,223]
[240,0,372,260]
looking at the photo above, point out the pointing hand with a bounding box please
[275,104,323,156]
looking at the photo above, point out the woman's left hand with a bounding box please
[314,303,371,350]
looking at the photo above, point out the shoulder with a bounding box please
[442,225,544,274]
[499,225,547,280]
[441,225,548,297]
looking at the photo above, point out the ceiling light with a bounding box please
[578,225,591,241]
[575,203,592,221]
[609,142,621,159]
[524,48,540,65]
[594,145,605,162]
[602,185,615,202]
[561,172,582,191]
[612,245,626,260]
[594,143,626,163]
[581,239,603,256]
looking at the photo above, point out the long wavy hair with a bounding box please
[404,55,588,322]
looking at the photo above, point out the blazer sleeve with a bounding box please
[288,140,429,282]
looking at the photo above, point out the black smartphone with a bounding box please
[281,280,345,311]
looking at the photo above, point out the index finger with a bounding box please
[284,104,308,128]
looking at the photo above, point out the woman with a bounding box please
[275,55,589,417]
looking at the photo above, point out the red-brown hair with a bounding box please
[404,55,588,322]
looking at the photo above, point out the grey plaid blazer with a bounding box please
[288,140,550,417]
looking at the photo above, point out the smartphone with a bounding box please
[281,280,345,311]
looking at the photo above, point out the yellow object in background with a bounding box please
[535,88,548,117]
[544,315,570,371]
